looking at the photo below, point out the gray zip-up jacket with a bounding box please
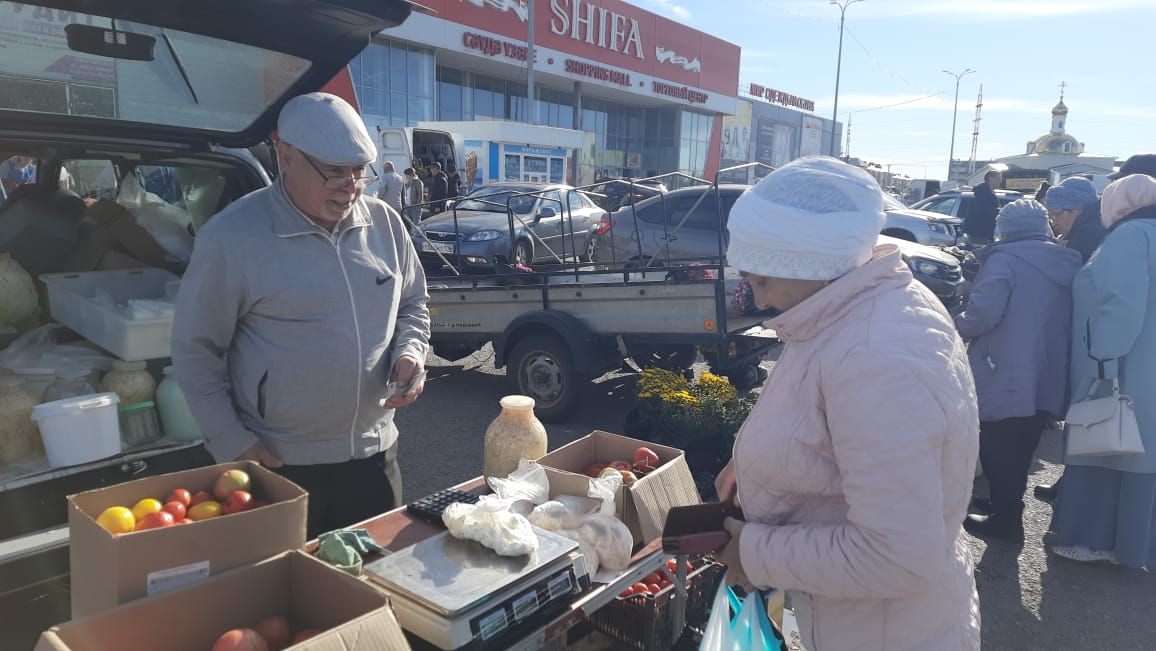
[172,180,430,465]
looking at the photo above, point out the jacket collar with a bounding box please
[766,245,913,343]
[269,178,373,238]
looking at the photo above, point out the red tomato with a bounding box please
[189,491,214,507]
[162,501,186,520]
[221,490,254,515]
[632,447,660,469]
[631,582,649,595]
[166,488,192,507]
[134,511,174,531]
[211,629,269,651]
[619,587,635,598]
[253,615,291,651]
[291,629,323,644]
[642,572,660,585]
[647,583,662,595]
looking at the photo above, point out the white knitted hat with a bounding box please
[727,156,885,280]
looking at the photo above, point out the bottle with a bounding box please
[483,395,547,479]
[155,366,202,442]
[42,368,96,402]
[100,360,157,405]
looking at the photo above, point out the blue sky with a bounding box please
[638,0,1156,180]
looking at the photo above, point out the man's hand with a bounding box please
[236,441,283,468]
[383,355,425,409]
[718,517,752,590]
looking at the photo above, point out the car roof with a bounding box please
[2,1,418,148]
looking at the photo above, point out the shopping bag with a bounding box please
[700,577,780,651]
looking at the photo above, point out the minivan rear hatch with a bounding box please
[0,0,417,147]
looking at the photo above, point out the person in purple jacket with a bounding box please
[956,200,1084,542]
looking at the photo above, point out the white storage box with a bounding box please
[32,393,122,468]
[40,269,180,361]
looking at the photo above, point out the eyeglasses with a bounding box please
[298,150,378,190]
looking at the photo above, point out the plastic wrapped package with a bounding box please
[442,497,539,557]
[577,514,633,571]
[0,376,45,464]
[555,528,600,577]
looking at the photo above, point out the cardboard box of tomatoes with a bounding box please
[68,461,308,618]
[35,550,410,651]
[537,431,700,544]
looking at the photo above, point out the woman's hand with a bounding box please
[718,517,752,590]
[715,459,740,507]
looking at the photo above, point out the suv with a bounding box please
[911,189,1024,221]
[587,178,668,211]
[593,185,965,310]
[881,193,963,247]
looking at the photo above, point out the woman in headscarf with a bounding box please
[1050,173,1156,569]
[713,157,981,650]
[954,200,1082,542]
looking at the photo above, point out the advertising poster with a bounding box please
[721,101,752,164]
[800,116,823,157]
[462,140,486,191]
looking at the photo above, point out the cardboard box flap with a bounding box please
[631,458,701,543]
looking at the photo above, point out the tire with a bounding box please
[507,333,578,422]
[512,239,532,267]
[580,235,597,263]
[881,228,917,242]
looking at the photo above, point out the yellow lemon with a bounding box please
[96,506,136,535]
[131,498,164,522]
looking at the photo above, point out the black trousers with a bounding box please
[275,441,403,540]
[979,414,1046,521]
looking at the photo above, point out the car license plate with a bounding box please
[422,241,455,254]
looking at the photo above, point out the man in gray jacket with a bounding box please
[376,161,405,214]
[173,92,430,538]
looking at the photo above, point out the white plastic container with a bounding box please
[31,392,122,468]
[39,268,180,361]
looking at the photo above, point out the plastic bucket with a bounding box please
[31,392,122,468]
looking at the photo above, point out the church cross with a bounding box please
[1059,81,1067,101]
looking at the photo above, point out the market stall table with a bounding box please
[307,477,695,651]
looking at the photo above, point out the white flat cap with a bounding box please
[277,92,377,166]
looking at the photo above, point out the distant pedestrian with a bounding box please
[956,200,1082,543]
[1050,173,1156,569]
[1108,153,1156,181]
[376,161,405,214]
[446,161,461,199]
[403,167,424,223]
[1034,180,1051,203]
[963,170,1002,245]
[1045,176,1106,263]
[426,162,449,214]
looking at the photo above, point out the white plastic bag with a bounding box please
[699,579,780,651]
[442,497,539,557]
[116,179,194,264]
[487,458,550,506]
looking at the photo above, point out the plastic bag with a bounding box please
[526,470,632,574]
[700,578,780,651]
[117,178,194,264]
[578,513,632,571]
[486,458,550,507]
[0,324,114,374]
[442,497,539,557]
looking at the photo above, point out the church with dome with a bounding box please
[964,87,1116,192]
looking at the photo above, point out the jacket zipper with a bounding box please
[330,228,364,459]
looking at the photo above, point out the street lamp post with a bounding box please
[943,68,974,181]
[829,0,864,157]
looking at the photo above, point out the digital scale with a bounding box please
[364,527,590,650]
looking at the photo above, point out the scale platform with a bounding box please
[365,526,587,650]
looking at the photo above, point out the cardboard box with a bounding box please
[538,431,701,544]
[68,460,307,618]
[36,550,411,651]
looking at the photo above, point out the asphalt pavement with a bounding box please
[394,347,1156,650]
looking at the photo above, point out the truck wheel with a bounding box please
[508,333,578,422]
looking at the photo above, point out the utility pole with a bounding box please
[843,114,852,159]
[829,0,864,156]
[526,0,536,123]
[968,85,984,176]
[944,68,974,181]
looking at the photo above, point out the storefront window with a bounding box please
[676,110,716,184]
[350,39,434,128]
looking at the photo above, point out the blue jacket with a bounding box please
[955,237,1083,421]
[1067,210,1156,472]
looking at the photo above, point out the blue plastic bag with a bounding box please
[699,575,779,651]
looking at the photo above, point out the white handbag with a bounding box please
[1065,378,1145,457]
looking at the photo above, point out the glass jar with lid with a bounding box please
[101,360,157,405]
[483,395,548,479]
[42,368,96,402]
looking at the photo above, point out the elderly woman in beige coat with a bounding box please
[714,157,981,650]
